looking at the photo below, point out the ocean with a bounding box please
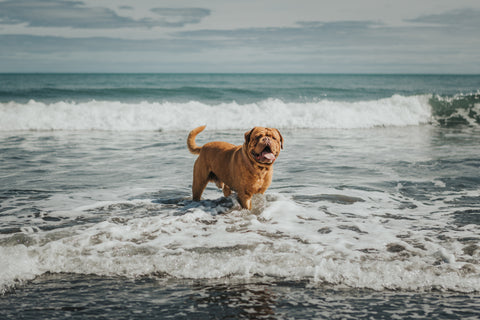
[0,73,479,319]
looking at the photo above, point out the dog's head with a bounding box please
[244,127,283,166]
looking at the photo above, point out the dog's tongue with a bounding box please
[261,150,275,161]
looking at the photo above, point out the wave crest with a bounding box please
[0,95,433,131]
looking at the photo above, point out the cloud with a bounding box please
[0,34,213,54]
[405,8,480,28]
[0,0,134,28]
[150,8,211,27]
[0,0,210,29]
[0,4,479,73]
[175,20,388,49]
[177,19,381,37]
[296,20,382,29]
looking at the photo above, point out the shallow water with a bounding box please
[1,126,479,318]
[2,275,480,320]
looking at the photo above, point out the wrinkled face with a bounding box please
[244,127,283,165]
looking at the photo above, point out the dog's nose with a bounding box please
[263,137,271,145]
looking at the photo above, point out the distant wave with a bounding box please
[0,94,477,131]
[0,87,264,103]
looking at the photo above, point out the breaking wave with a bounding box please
[1,94,479,131]
[430,93,480,127]
[0,95,433,131]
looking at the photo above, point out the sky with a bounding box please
[0,0,479,73]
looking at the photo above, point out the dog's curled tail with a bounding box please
[187,125,206,155]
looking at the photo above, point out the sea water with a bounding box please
[0,74,479,319]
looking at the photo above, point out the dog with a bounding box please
[187,126,283,210]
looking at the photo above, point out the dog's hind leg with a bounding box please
[209,173,231,198]
[210,174,232,197]
[222,185,232,197]
[213,177,224,190]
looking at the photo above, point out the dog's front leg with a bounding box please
[237,193,252,210]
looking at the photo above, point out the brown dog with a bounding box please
[187,126,283,209]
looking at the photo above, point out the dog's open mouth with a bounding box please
[252,145,276,163]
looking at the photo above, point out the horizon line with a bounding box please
[1,72,480,76]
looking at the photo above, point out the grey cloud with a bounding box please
[405,8,480,28]
[174,15,479,51]
[0,33,220,72]
[296,20,382,29]
[151,8,211,27]
[177,20,382,38]
[0,34,213,55]
[175,20,390,48]
[0,0,210,28]
[0,0,137,28]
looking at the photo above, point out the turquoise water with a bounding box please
[1,73,479,103]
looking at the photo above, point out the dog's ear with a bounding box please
[275,129,284,149]
[244,128,255,144]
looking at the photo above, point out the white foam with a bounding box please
[0,246,40,293]
[1,190,479,294]
[0,95,432,131]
